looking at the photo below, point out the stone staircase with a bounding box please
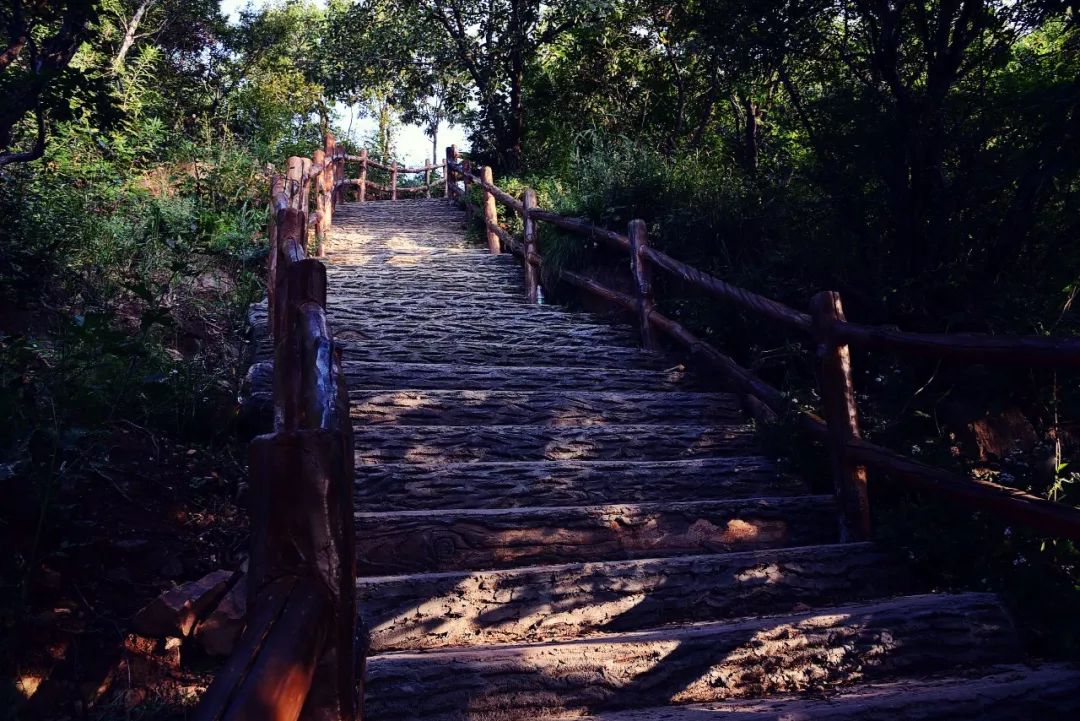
[311,199,1079,720]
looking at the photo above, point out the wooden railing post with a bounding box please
[480,165,499,253]
[286,156,306,213]
[358,148,368,203]
[302,159,314,216]
[391,161,398,201]
[247,423,356,721]
[198,138,359,721]
[522,188,539,303]
[424,160,432,198]
[321,133,334,209]
[811,290,871,542]
[444,145,455,200]
[462,159,473,221]
[628,219,657,349]
[312,149,327,257]
[323,134,336,225]
[267,173,284,333]
[330,139,342,209]
[272,208,307,344]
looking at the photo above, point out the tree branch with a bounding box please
[0,104,45,168]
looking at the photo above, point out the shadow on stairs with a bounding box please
[291,199,1080,720]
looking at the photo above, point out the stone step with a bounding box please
[249,305,650,368]
[358,542,905,651]
[328,306,630,334]
[336,342,667,368]
[355,458,800,512]
[244,364,700,413]
[355,496,837,574]
[327,317,639,347]
[342,362,694,392]
[349,390,740,426]
[327,294,610,319]
[353,423,755,464]
[555,664,1080,721]
[325,252,519,274]
[250,325,659,370]
[325,269,525,295]
[251,295,636,341]
[363,593,1018,721]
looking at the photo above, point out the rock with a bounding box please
[132,569,235,637]
[195,574,247,656]
[939,399,1039,461]
[968,408,1038,460]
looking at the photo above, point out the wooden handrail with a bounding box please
[334,152,446,202]
[344,155,444,174]
[338,177,442,193]
[195,132,358,721]
[192,577,329,721]
[833,322,1080,366]
[445,144,1080,545]
[452,159,812,333]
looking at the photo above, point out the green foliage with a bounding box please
[0,10,325,663]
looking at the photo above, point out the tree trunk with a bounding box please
[742,94,759,172]
[507,53,526,172]
[430,120,438,166]
[113,0,155,73]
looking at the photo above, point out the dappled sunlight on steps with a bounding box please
[321,199,1076,721]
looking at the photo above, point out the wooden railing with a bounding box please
[444,144,1080,545]
[194,135,358,721]
[333,148,445,201]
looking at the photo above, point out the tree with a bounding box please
[813,0,1072,276]
[323,0,470,163]
[392,39,470,165]
[396,0,611,171]
[0,1,113,167]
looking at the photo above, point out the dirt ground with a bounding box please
[1,428,248,720]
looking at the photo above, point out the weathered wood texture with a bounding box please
[628,219,657,349]
[354,457,800,512]
[193,577,328,721]
[812,291,869,541]
[522,188,540,302]
[363,593,1018,721]
[358,542,904,650]
[356,497,837,574]
[565,664,1080,721]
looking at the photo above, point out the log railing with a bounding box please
[333,148,445,202]
[444,145,1080,545]
[194,134,358,721]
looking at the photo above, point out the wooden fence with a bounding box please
[334,148,445,201]
[444,145,1080,545]
[194,135,358,721]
